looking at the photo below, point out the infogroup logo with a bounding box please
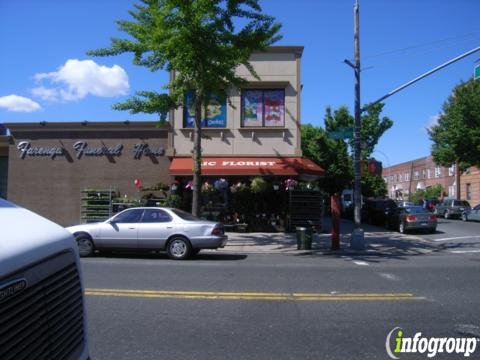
[386,327,478,359]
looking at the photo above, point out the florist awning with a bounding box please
[169,157,324,176]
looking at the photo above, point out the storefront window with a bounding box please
[183,91,226,128]
[241,89,285,127]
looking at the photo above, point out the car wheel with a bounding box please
[167,237,192,260]
[429,227,436,234]
[399,222,406,234]
[462,213,468,222]
[75,234,94,257]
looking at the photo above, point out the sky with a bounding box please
[0,0,479,166]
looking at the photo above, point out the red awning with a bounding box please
[169,157,324,176]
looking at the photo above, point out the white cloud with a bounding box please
[0,94,42,112]
[32,59,129,102]
[31,86,59,102]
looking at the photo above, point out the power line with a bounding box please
[363,38,480,71]
[363,32,479,60]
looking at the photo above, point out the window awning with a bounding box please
[169,157,324,176]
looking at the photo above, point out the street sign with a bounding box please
[475,64,480,80]
[327,127,353,140]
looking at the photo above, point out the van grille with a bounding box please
[0,251,85,360]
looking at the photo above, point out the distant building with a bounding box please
[382,156,480,205]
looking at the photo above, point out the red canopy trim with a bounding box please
[169,157,324,176]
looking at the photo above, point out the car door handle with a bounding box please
[166,226,173,229]
[129,227,136,230]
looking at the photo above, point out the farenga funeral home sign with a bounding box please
[17,141,65,159]
[16,141,165,160]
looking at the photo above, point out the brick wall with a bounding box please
[6,122,173,226]
[382,156,479,205]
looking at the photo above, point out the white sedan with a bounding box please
[66,207,227,260]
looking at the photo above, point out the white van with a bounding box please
[0,198,89,359]
[341,189,354,211]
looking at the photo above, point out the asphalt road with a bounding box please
[420,216,480,253]
[82,232,480,360]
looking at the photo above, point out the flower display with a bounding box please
[230,182,246,193]
[201,181,215,194]
[284,178,297,190]
[214,178,228,190]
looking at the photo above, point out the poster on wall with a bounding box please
[264,90,285,127]
[184,92,226,128]
[242,90,263,127]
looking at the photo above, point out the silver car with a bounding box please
[66,207,227,260]
[462,204,480,222]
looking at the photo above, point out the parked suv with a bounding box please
[361,198,397,225]
[434,198,470,219]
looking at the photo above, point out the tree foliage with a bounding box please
[302,104,392,197]
[425,184,444,199]
[411,184,445,203]
[429,79,480,171]
[357,103,393,160]
[361,174,387,198]
[88,0,282,215]
[301,123,352,196]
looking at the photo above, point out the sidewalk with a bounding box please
[215,217,441,257]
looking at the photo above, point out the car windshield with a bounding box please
[404,206,427,214]
[170,208,200,221]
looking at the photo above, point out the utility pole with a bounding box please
[345,0,364,249]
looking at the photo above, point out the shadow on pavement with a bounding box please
[221,217,480,264]
[92,251,248,261]
[193,253,248,261]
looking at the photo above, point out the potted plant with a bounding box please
[250,177,267,194]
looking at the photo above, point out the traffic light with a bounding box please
[361,160,382,176]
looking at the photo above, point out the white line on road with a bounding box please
[449,250,480,254]
[433,236,480,242]
[379,273,400,281]
[353,261,369,266]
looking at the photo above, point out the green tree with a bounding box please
[429,79,480,199]
[88,0,281,216]
[362,174,387,198]
[425,184,444,199]
[410,189,425,203]
[301,123,352,196]
[356,103,394,160]
[320,104,392,197]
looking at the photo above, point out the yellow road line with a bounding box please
[85,288,422,301]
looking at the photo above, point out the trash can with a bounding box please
[296,226,313,250]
